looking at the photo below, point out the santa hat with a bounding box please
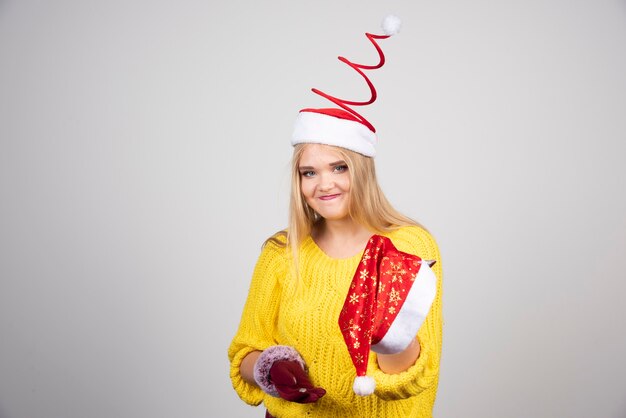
[291,15,402,157]
[338,235,437,396]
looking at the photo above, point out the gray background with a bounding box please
[1,0,625,417]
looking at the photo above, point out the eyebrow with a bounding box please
[298,160,346,171]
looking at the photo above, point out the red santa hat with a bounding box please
[338,235,438,396]
[291,15,402,157]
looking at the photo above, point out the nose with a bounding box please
[318,173,335,192]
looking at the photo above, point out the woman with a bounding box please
[228,16,443,418]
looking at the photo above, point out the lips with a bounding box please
[319,194,341,201]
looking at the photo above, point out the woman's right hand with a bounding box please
[250,345,326,403]
[269,360,326,403]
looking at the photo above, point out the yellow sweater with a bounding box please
[228,226,443,418]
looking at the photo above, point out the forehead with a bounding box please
[299,144,345,165]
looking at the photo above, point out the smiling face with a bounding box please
[298,144,352,222]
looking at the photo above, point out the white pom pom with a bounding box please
[353,375,376,396]
[381,14,401,36]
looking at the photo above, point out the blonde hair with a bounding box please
[265,144,420,273]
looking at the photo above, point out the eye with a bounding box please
[334,165,348,173]
[300,170,315,178]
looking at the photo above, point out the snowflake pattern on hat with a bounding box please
[338,235,437,396]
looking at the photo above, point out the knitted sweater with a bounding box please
[228,226,443,418]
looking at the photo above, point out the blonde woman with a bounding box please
[228,16,443,418]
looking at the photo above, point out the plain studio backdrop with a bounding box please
[1,0,625,417]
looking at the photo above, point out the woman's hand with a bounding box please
[376,337,421,374]
[269,360,326,403]
[245,345,326,403]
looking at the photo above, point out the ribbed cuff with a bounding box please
[253,346,305,397]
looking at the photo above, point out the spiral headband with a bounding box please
[291,15,401,157]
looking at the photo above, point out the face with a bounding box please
[298,144,351,222]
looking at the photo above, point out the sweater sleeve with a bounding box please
[371,226,444,400]
[227,240,286,405]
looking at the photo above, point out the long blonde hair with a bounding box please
[265,144,420,272]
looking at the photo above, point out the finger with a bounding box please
[276,384,326,404]
[296,387,327,404]
[275,385,308,402]
[312,387,326,397]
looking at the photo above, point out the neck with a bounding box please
[312,218,372,259]
[316,218,370,241]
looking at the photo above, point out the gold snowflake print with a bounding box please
[389,288,401,303]
[349,293,360,305]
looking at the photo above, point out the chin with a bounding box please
[319,212,350,222]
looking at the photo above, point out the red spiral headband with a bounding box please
[291,15,402,157]
[305,32,390,133]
